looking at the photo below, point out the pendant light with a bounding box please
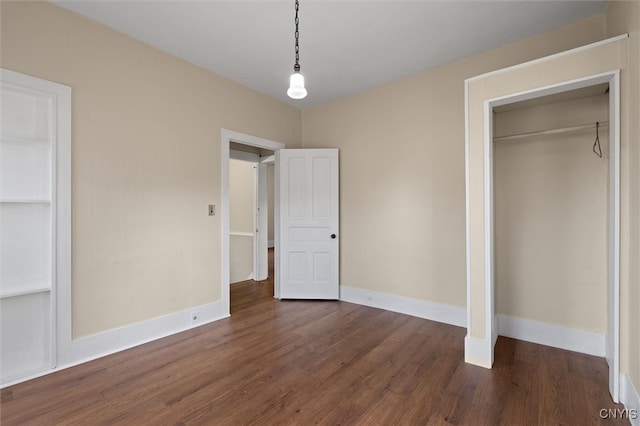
[287,0,307,99]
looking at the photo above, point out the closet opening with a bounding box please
[483,71,620,402]
[493,83,609,349]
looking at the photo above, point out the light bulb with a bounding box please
[287,72,307,99]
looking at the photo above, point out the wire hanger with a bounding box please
[593,121,602,158]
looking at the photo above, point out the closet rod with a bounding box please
[494,121,609,142]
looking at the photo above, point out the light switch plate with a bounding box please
[208,204,215,216]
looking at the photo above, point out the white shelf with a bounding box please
[0,199,51,204]
[0,284,51,299]
[1,135,50,144]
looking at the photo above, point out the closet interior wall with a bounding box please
[493,91,609,336]
[229,159,256,283]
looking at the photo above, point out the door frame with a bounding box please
[470,70,620,400]
[221,129,284,314]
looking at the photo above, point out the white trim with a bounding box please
[621,374,640,426]
[466,34,628,83]
[55,74,72,368]
[340,286,466,327]
[0,300,228,389]
[464,335,493,368]
[340,285,607,360]
[268,240,275,248]
[70,301,226,365]
[486,71,619,109]
[608,69,621,402]
[464,79,472,340]
[223,129,284,151]
[497,315,605,357]
[483,100,496,356]
[221,129,285,313]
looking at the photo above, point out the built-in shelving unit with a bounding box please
[1,81,55,382]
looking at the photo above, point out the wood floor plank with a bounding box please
[1,250,629,425]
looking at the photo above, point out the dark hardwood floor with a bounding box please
[230,248,275,316]
[1,249,628,425]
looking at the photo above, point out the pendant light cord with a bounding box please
[294,0,300,72]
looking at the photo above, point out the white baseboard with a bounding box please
[268,240,274,248]
[339,285,466,327]
[497,314,605,357]
[621,373,640,425]
[1,300,228,389]
[230,272,255,284]
[339,286,606,366]
[71,300,228,362]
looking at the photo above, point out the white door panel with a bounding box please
[278,149,339,299]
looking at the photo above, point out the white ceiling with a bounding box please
[54,0,608,109]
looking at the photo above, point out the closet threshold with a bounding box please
[494,121,609,142]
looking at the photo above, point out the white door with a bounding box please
[255,161,270,281]
[0,69,71,385]
[277,149,339,299]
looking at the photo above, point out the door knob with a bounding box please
[330,234,336,239]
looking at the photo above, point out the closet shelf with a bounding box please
[1,135,51,144]
[494,121,609,142]
[0,199,51,204]
[0,284,51,299]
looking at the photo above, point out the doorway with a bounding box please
[221,130,285,316]
[466,70,620,401]
[228,146,275,312]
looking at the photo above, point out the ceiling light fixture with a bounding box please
[287,0,307,99]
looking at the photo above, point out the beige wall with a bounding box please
[0,1,301,338]
[302,16,606,309]
[494,95,609,333]
[229,159,255,283]
[606,0,640,400]
[230,159,255,234]
[229,237,254,284]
